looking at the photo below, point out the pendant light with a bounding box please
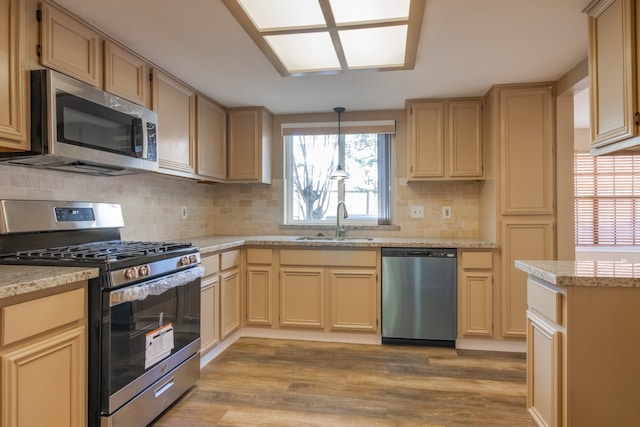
[330,106,347,180]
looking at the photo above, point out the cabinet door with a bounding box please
[407,101,445,179]
[329,269,377,332]
[196,95,227,181]
[200,277,220,354]
[152,69,196,176]
[449,100,483,178]
[499,86,554,215]
[526,311,562,427]
[459,271,493,337]
[0,0,28,151]
[247,266,272,325]
[1,326,85,427]
[40,2,101,87]
[280,267,325,328]
[220,267,240,339]
[103,41,148,107]
[586,0,637,149]
[227,108,271,183]
[502,220,555,337]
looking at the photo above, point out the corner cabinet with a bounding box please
[0,0,29,152]
[406,98,484,181]
[585,0,640,154]
[227,107,272,184]
[151,69,196,178]
[0,283,87,427]
[196,95,227,182]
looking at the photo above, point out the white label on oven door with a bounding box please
[145,323,174,369]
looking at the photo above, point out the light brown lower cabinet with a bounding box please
[526,276,640,427]
[278,248,380,333]
[0,283,86,427]
[199,253,220,354]
[458,250,494,337]
[220,249,241,339]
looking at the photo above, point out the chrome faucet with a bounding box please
[336,201,348,237]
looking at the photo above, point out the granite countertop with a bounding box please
[0,265,99,300]
[189,235,498,254]
[0,235,496,299]
[515,260,640,288]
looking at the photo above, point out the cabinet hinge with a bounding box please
[36,9,42,23]
[149,71,153,82]
[36,44,41,58]
[635,112,640,127]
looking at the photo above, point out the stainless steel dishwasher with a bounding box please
[381,248,457,346]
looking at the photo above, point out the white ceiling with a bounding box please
[53,0,590,115]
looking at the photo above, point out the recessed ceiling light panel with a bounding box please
[265,33,341,73]
[329,0,411,25]
[237,0,326,31]
[341,25,408,69]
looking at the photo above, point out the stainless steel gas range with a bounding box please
[0,200,204,427]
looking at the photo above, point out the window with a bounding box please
[283,121,393,226]
[574,152,640,245]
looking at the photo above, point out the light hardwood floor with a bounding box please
[150,338,535,427]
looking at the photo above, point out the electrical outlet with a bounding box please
[181,206,188,219]
[410,205,424,218]
[442,206,452,219]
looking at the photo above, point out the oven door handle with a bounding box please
[110,266,205,307]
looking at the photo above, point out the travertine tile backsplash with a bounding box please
[0,165,481,240]
[0,165,215,241]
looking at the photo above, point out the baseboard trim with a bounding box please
[456,337,526,353]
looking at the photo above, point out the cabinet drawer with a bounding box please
[201,254,219,277]
[221,249,240,270]
[247,248,272,264]
[2,287,85,346]
[527,279,561,324]
[461,251,492,269]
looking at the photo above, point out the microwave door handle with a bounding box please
[141,118,149,159]
[131,118,144,157]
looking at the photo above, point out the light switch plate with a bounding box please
[442,206,452,219]
[410,205,424,218]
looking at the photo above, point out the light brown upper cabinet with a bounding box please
[196,95,227,182]
[39,1,101,87]
[227,107,272,184]
[585,0,640,154]
[0,0,29,151]
[103,41,148,107]
[39,1,150,107]
[406,98,484,181]
[151,69,196,177]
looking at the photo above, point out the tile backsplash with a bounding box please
[0,165,482,240]
[0,165,215,241]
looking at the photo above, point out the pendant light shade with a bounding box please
[330,106,347,180]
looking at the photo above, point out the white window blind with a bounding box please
[574,152,640,245]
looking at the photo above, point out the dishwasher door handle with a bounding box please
[405,251,431,256]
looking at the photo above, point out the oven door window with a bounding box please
[55,90,145,158]
[105,276,200,396]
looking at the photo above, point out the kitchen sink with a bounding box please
[295,236,374,241]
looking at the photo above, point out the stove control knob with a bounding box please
[138,265,150,277]
[124,267,138,280]
[179,256,190,267]
[189,255,198,264]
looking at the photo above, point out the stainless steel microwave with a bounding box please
[0,69,158,175]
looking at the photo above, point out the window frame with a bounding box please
[282,120,394,226]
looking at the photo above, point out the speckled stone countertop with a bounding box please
[515,260,640,288]
[188,235,498,254]
[0,266,99,300]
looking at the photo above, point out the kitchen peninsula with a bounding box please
[516,260,640,427]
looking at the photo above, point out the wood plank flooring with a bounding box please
[150,338,535,427]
